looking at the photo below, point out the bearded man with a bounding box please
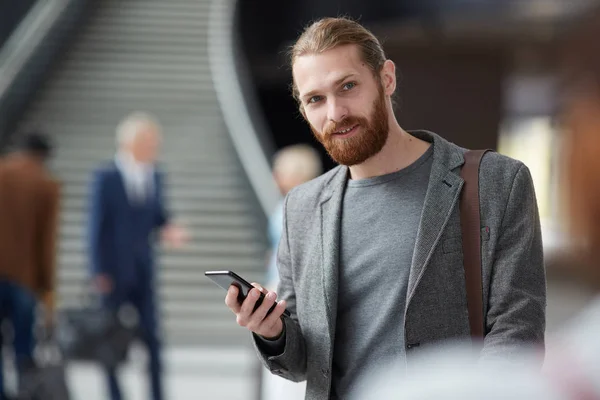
[224,17,546,400]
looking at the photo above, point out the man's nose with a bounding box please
[327,99,347,123]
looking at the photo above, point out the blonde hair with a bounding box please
[289,17,387,102]
[116,112,162,146]
[273,144,322,182]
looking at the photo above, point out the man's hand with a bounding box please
[94,274,113,294]
[161,223,189,249]
[225,283,287,340]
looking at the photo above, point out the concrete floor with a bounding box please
[65,346,258,400]
[3,277,594,400]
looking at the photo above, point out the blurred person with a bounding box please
[0,132,60,399]
[265,144,322,290]
[262,144,322,400]
[349,343,566,400]
[224,17,546,399]
[88,112,188,400]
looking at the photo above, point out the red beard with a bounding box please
[311,88,389,166]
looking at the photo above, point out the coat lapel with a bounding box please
[319,166,348,341]
[112,162,133,211]
[406,131,465,302]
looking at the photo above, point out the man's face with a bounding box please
[128,124,161,164]
[293,44,391,166]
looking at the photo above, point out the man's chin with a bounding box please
[329,150,380,167]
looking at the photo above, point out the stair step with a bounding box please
[48,66,212,86]
[25,111,222,126]
[21,0,267,347]
[56,172,241,186]
[39,121,225,135]
[45,78,214,93]
[85,19,208,35]
[52,170,239,184]
[97,2,211,16]
[58,253,264,270]
[60,225,257,241]
[78,31,206,48]
[28,102,220,118]
[53,145,237,161]
[52,136,233,152]
[52,152,238,167]
[60,209,258,225]
[59,197,252,213]
[34,91,217,105]
[93,9,209,23]
[59,240,263,256]
[62,50,209,66]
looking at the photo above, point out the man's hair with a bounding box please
[116,111,162,146]
[272,144,322,182]
[19,131,53,159]
[289,17,387,102]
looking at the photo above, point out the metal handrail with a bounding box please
[0,0,70,101]
[208,0,281,218]
[0,0,90,150]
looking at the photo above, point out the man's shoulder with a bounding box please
[288,165,344,196]
[430,132,532,199]
[286,165,345,207]
[93,161,119,177]
[478,150,529,187]
[474,151,536,214]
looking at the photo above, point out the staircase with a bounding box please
[17,0,269,346]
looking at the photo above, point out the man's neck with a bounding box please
[348,125,431,180]
[117,150,151,169]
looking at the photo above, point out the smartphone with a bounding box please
[204,270,290,317]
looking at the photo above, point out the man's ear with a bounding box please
[380,60,396,97]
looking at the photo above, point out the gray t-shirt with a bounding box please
[331,146,433,398]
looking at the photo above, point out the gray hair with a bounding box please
[115,112,162,146]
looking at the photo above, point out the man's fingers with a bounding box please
[263,300,287,328]
[248,291,277,330]
[251,283,265,293]
[225,285,241,313]
[239,288,260,317]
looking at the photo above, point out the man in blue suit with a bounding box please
[88,112,187,400]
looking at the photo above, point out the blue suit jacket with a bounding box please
[87,162,169,294]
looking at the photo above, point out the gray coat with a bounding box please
[254,130,546,399]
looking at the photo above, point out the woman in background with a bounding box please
[262,144,322,400]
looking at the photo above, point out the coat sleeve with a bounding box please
[252,192,307,382]
[481,164,546,360]
[155,171,170,228]
[36,179,61,300]
[88,169,111,277]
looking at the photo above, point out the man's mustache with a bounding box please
[323,117,361,138]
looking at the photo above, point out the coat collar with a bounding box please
[317,130,467,339]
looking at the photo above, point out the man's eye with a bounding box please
[343,82,356,90]
[308,96,322,104]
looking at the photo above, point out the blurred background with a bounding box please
[0,0,599,399]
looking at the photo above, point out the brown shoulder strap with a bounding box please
[459,149,491,339]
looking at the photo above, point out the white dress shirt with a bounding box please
[115,152,154,203]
